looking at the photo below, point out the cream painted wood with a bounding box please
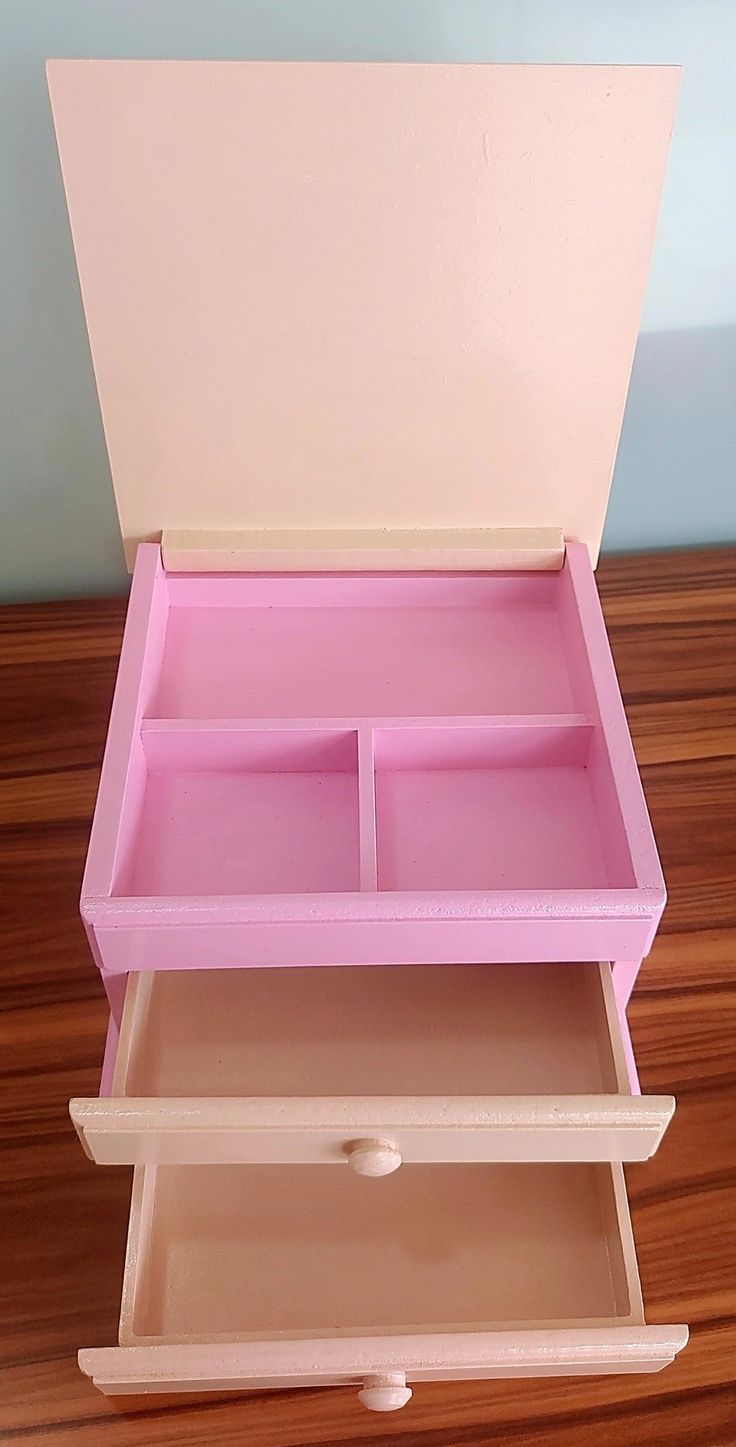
[78,1333,691,1398]
[346,1140,403,1177]
[161,527,566,573]
[47,62,679,568]
[70,963,674,1166]
[358,1373,413,1411]
[78,1162,688,1399]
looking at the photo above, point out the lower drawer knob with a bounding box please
[358,1373,412,1411]
[346,1138,402,1176]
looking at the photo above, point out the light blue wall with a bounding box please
[1,1,734,600]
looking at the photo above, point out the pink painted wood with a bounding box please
[80,542,664,985]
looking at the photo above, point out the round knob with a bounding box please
[358,1373,412,1412]
[346,1138,402,1176]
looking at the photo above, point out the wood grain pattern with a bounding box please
[1,547,735,1445]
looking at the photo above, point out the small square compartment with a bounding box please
[114,729,360,897]
[375,724,632,893]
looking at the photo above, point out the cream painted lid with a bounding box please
[47,60,679,568]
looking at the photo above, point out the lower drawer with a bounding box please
[79,1161,687,1406]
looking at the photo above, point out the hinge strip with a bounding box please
[161,527,565,573]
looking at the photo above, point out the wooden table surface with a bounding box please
[1,546,735,1446]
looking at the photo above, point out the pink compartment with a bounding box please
[374,724,633,893]
[82,542,665,978]
[152,573,575,719]
[114,730,360,897]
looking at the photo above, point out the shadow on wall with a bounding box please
[605,322,736,553]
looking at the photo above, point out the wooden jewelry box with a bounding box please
[48,59,687,1408]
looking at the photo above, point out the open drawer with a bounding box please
[71,962,674,1166]
[79,1161,687,1403]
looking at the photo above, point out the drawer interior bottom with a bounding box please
[123,1162,638,1344]
[120,962,623,1098]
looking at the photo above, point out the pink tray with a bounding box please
[82,540,664,985]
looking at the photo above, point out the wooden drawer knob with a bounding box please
[358,1373,412,1411]
[346,1138,402,1176]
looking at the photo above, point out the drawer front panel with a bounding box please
[73,1095,674,1167]
[80,1327,689,1396]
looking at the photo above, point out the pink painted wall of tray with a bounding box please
[81,540,664,979]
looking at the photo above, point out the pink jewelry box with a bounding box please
[48,59,687,1408]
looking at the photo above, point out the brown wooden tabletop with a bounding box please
[1,546,735,1446]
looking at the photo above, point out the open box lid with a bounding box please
[47,61,678,570]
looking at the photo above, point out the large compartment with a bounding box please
[152,574,576,720]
